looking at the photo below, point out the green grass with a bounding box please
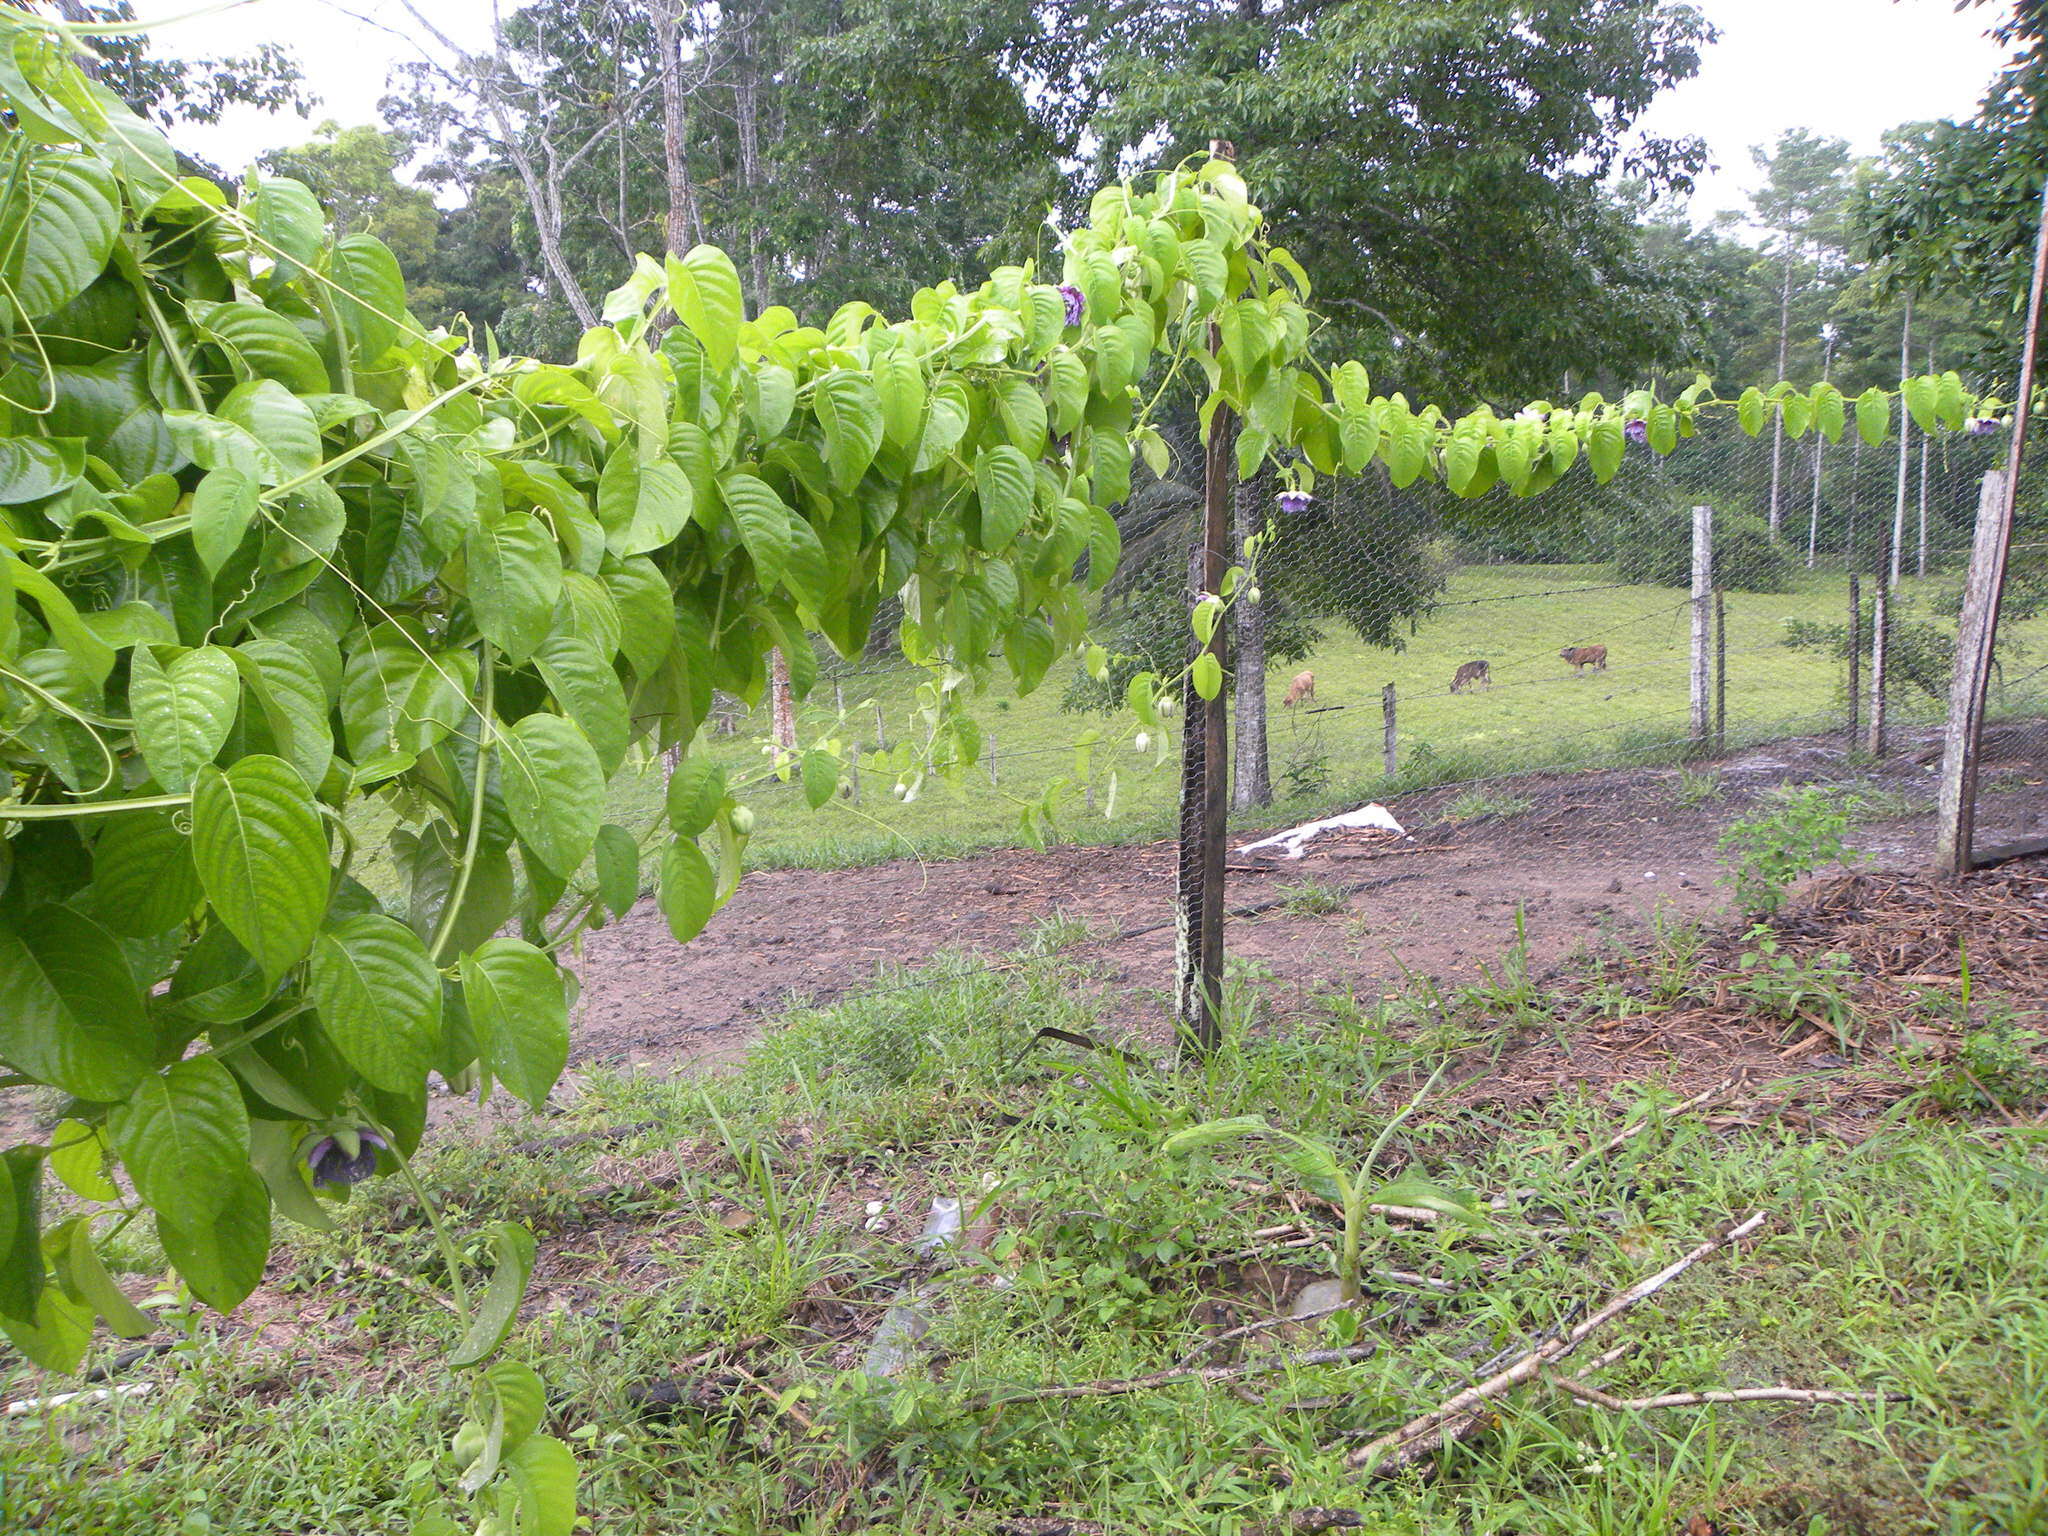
[581,564,2048,874]
[10,921,2046,1535]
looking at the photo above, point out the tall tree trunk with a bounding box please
[733,4,772,307]
[654,1,703,256]
[1231,474,1271,810]
[398,0,598,329]
[1767,245,1794,538]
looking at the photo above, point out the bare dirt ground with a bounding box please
[569,723,2048,1074]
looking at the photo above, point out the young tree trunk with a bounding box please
[1231,474,1271,810]
[732,4,772,307]
[769,647,797,758]
[1767,246,1794,538]
[397,0,599,330]
[1889,298,1913,590]
[654,0,704,256]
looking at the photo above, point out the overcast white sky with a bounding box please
[155,0,2016,228]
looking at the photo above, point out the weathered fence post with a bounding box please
[1868,577,1889,758]
[1935,182,2048,872]
[1690,504,1713,744]
[1714,588,1728,753]
[1382,683,1398,778]
[1937,470,2017,871]
[873,699,888,751]
[835,680,846,716]
[986,731,998,785]
[1846,573,1861,744]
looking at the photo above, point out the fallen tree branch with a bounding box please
[1347,1210,1768,1472]
[969,1342,1378,1411]
[1548,1375,1905,1413]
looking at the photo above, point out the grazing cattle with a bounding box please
[1559,645,1607,674]
[1281,670,1316,708]
[1450,660,1491,694]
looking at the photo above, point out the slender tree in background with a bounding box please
[1748,130,1852,538]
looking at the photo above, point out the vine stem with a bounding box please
[429,645,495,967]
[0,791,190,821]
[390,1143,474,1320]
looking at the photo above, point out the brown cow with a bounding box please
[1559,645,1607,674]
[1450,659,1491,693]
[1281,670,1316,708]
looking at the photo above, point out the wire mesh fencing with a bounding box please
[624,409,2028,874]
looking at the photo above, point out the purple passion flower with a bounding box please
[1624,419,1649,446]
[1965,416,2001,436]
[1058,284,1086,327]
[1277,490,1313,515]
[307,1129,389,1188]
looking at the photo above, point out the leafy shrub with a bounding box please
[1613,505,1795,592]
[1717,786,1863,915]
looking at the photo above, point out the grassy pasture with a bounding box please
[596,564,2048,871]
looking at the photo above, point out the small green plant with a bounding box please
[1915,944,2048,1113]
[1279,749,1334,799]
[1730,926,1859,1048]
[1161,1065,1483,1302]
[1277,877,1350,917]
[1717,785,1863,915]
[1672,767,1724,808]
[1442,787,1535,823]
[1026,908,1098,954]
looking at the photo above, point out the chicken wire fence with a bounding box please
[692,410,2030,870]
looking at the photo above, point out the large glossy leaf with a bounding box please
[190,755,329,983]
[167,380,320,485]
[64,1215,151,1336]
[600,556,675,676]
[448,1219,537,1368]
[466,511,562,666]
[108,1054,249,1233]
[532,634,629,774]
[189,299,330,393]
[722,473,793,586]
[0,435,85,503]
[814,371,884,492]
[40,355,180,481]
[974,445,1034,551]
[497,713,604,878]
[0,905,150,1101]
[658,836,717,943]
[592,824,639,916]
[505,1434,578,1536]
[328,233,407,363]
[232,637,335,789]
[85,810,202,937]
[6,150,120,320]
[128,642,240,792]
[664,756,726,837]
[249,175,325,273]
[156,1165,270,1310]
[308,913,443,1092]
[597,445,693,559]
[0,1147,41,1322]
[460,939,568,1110]
[664,246,743,371]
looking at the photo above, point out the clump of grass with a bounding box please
[1442,787,1535,823]
[1026,908,1100,954]
[1671,767,1724,807]
[1276,877,1350,916]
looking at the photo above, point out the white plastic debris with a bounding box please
[1238,803,1405,860]
[5,1383,152,1416]
[864,1199,886,1216]
[914,1197,963,1258]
